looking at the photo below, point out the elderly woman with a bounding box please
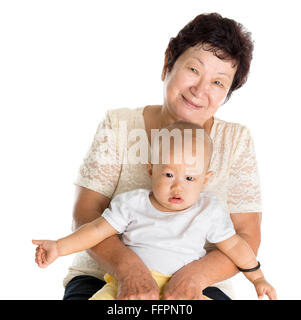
[63,13,261,300]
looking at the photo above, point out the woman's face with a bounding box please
[162,45,237,125]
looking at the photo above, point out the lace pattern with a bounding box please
[226,126,262,213]
[205,120,262,213]
[75,111,121,198]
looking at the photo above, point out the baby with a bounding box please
[33,121,277,300]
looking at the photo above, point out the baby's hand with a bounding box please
[32,239,59,268]
[253,277,277,300]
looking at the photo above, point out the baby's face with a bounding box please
[148,156,213,212]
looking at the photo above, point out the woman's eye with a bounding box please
[190,67,198,73]
[186,176,195,181]
[165,173,173,178]
[214,80,223,87]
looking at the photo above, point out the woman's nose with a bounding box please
[190,79,210,104]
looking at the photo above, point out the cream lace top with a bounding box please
[63,106,262,299]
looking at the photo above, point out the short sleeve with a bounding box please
[207,200,236,243]
[101,193,131,233]
[227,127,262,213]
[74,111,122,199]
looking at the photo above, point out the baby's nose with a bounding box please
[171,181,184,193]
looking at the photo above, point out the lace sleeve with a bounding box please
[227,126,262,213]
[74,111,121,199]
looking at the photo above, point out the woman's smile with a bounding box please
[182,95,204,110]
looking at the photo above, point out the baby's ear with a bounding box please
[147,162,153,177]
[203,171,214,185]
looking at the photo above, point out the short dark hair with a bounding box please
[162,13,254,101]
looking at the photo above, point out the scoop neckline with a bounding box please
[137,106,217,139]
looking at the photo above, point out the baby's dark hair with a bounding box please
[162,12,254,101]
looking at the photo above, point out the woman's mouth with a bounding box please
[182,95,203,110]
[168,196,184,204]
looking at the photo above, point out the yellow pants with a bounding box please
[89,269,211,300]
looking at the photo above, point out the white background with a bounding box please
[1,0,300,300]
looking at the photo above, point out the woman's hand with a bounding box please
[117,268,160,300]
[87,232,160,300]
[161,260,206,300]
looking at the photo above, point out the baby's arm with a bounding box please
[216,234,277,300]
[33,217,118,268]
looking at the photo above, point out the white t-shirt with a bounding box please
[102,188,236,275]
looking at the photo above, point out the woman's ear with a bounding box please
[161,55,169,81]
[161,66,167,81]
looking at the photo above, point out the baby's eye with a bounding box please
[186,176,195,181]
[165,173,173,178]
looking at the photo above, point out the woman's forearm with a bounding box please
[192,248,239,289]
[160,248,239,300]
[87,235,151,281]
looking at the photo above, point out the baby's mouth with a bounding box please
[168,196,184,204]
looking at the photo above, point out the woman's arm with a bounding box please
[72,186,160,299]
[161,212,261,299]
